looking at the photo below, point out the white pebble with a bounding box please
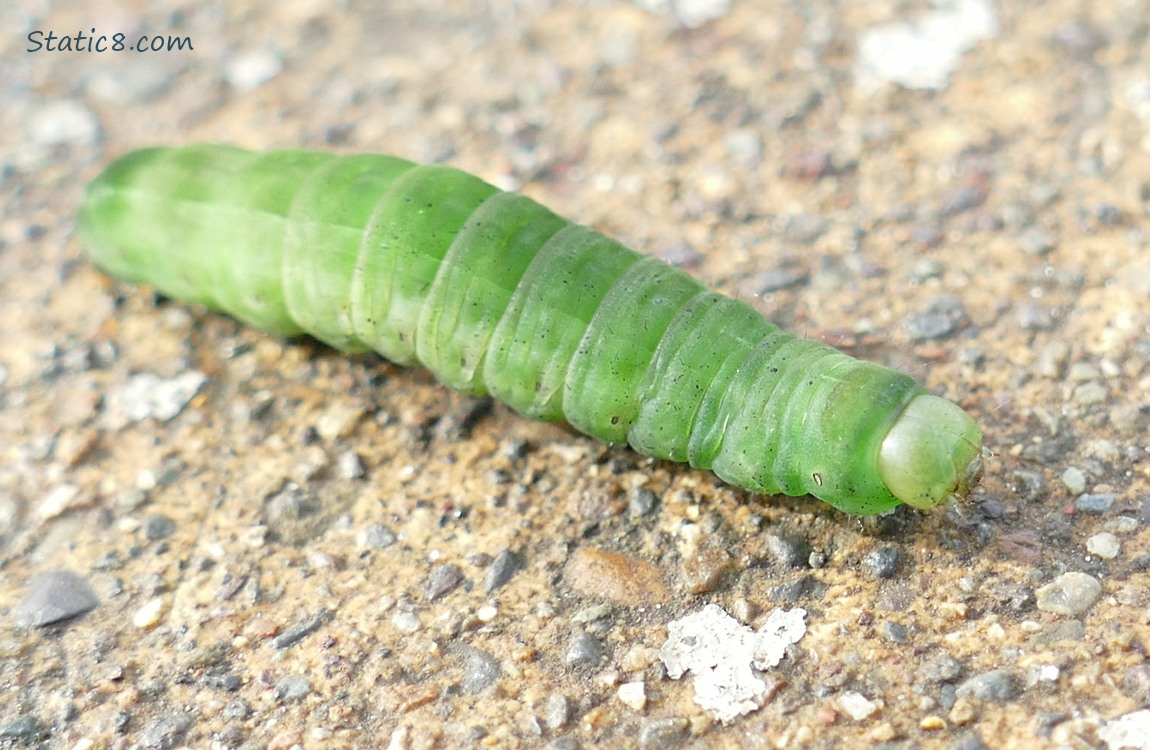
[225,48,283,91]
[617,681,647,711]
[1060,467,1086,495]
[1086,532,1120,559]
[1035,572,1102,616]
[28,100,101,147]
[838,691,880,720]
[392,611,422,632]
[133,597,166,629]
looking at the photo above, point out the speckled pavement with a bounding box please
[2,1,1148,748]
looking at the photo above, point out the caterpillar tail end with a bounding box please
[877,394,983,511]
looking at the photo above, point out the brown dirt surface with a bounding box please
[2,1,1148,748]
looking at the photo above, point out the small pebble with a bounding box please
[617,681,646,711]
[14,570,100,627]
[956,669,1020,702]
[1075,493,1115,513]
[1035,572,1102,616]
[460,647,501,693]
[484,549,523,593]
[359,523,397,549]
[881,621,909,643]
[565,632,605,667]
[921,652,964,684]
[1060,467,1087,495]
[905,295,967,341]
[1104,517,1138,534]
[425,564,464,601]
[28,99,101,148]
[104,371,207,428]
[391,612,421,632]
[543,694,571,730]
[1086,532,1120,559]
[336,451,365,479]
[139,712,193,748]
[1073,382,1107,405]
[838,691,880,720]
[638,717,689,749]
[225,48,283,90]
[939,184,987,216]
[143,515,177,542]
[864,547,900,578]
[627,487,658,517]
[765,531,810,568]
[275,676,313,702]
[133,597,166,629]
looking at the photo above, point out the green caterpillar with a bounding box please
[78,145,982,515]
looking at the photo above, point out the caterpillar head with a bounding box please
[877,394,983,510]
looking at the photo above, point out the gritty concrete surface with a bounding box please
[2,1,1149,748]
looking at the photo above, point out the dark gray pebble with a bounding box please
[864,547,900,578]
[1074,493,1115,513]
[956,669,1020,702]
[767,574,829,603]
[1009,469,1047,503]
[460,647,502,693]
[565,632,605,667]
[485,549,524,593]
[905,295,968,341]
[921,652,964,683]
[15,570,99,627]
[627,487,658,518]
[144,514,177,541]
[765,530,810,568]
[271,608,331,649]
[140,711,193,749]
[426,563,465,601]
[274,676,312,702]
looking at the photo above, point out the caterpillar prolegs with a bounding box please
[78,145,983,515]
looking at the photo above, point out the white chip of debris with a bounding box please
[660,603,806,723]
[1098,709,1150,750]
[855,0,999,94]
[104,371,207,429]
